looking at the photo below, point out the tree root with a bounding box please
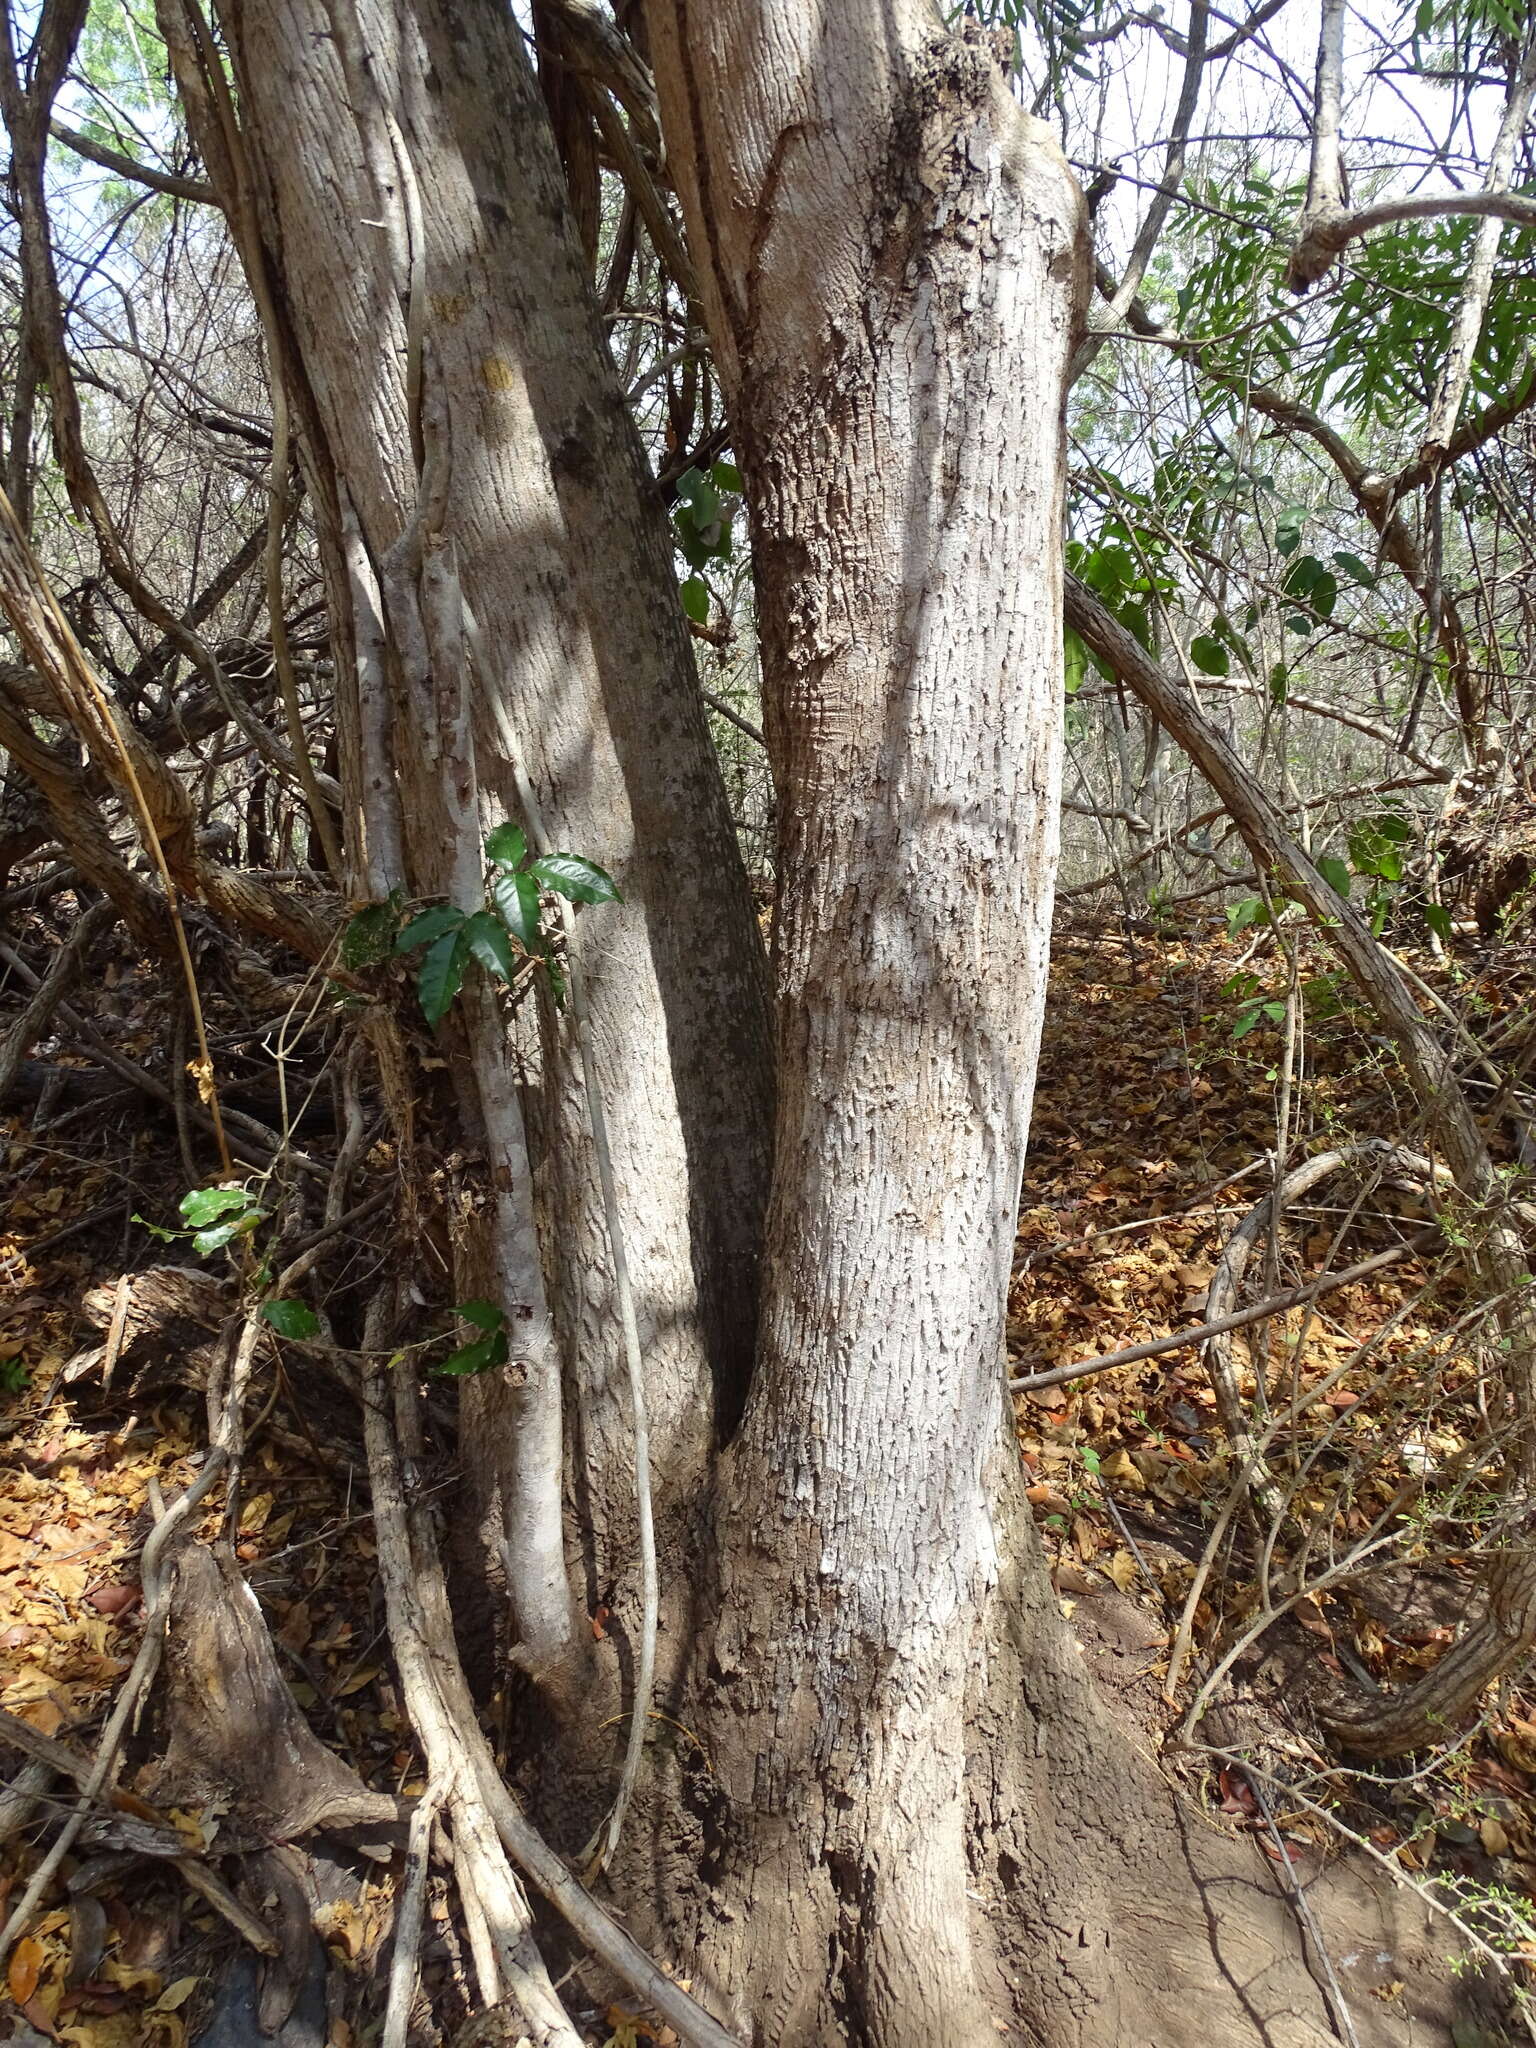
[1324,1542,1536,1755]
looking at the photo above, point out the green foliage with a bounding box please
[1317,854,1352,900]
[1065,514,1174,673]
[671,460,742,627]
[1189,633,1230,677]
[1348,810,1413,883]
[491,868,543,951]
[416,926,470,1027]
[389,829,620,1028]
[1311,215,1536,428]
[261,1299,320,1340]
[1231,996,1287,1040]
[1281,554,1339,634]
[435,1299,510,1376]
[1169,173,1301,371]
[178,1183,265,1255]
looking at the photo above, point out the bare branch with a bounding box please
[49,118,219,205]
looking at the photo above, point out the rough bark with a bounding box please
[207,0,775,1684]
[634,10,1394,2042]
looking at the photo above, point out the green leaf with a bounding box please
[492,867,544,951]
[1333,550,1376,589]
[462,909,517,983]
[528,853,621,906]
[180,1185,252,1226]
[1274,504,1308,557]
[1283,553,1339,620]
[455,1299,506,1332]
[680,575,710,624]
[192,1210,264,1256]
[673,465,716,513]
[261,1299,320,1340]
[710,459,743,493]
[1189,634,1229,677]
[1268,664,1288,707]
[418,928,469,1027]
[435,1331,510,1376]
[395,904,464,953]
[1227,896,1267,937]
[340,896,401,970]
[484,822,527,870]
[1425,902,1453,944]
[1231,1004,1264,1040]
[132,1212,178,1244]
[1317,855,1351,899]
[1080,1446,1102,1476]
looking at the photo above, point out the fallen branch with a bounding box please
[0,898,116,1101]
[0,1712,278,1955]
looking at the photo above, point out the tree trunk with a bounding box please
[637,11,1374,2043]
[205,0,775,1687]
[194,3,1494,2037]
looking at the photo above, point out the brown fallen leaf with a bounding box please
[1098,1450,1146,1493]
[85,1584,139,1619]
[9,1935,45,2004]
[1103,1550,1139,1593]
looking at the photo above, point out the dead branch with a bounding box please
[0,897,116,1101]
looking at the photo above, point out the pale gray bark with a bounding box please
[206,0,775,1682]
[646,7,1099,2037]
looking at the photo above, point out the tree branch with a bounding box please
[49,118,219,205]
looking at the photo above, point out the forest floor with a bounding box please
[0,909,1533,2042]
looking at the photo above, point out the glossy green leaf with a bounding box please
[462,909,517,983]
[261,1299,320,1340]
[435,1331,510,1376]
[418,928,469,1027]
[711,459,743,493]
[528,853,621,905]
[1424,902,1453,944]
[395,904,464,953]
[456,1299,507,1333]
[680,575,710,624]
[180,1185,252,1226]
[484,822,528,871]
[192,1210,264,1256]
[492,867,543,951]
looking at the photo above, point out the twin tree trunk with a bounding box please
[209,2,1402,2042]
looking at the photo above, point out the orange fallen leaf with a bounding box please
[9,1933,44,2003]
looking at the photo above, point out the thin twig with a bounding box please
[1009,1226,1438,1392]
